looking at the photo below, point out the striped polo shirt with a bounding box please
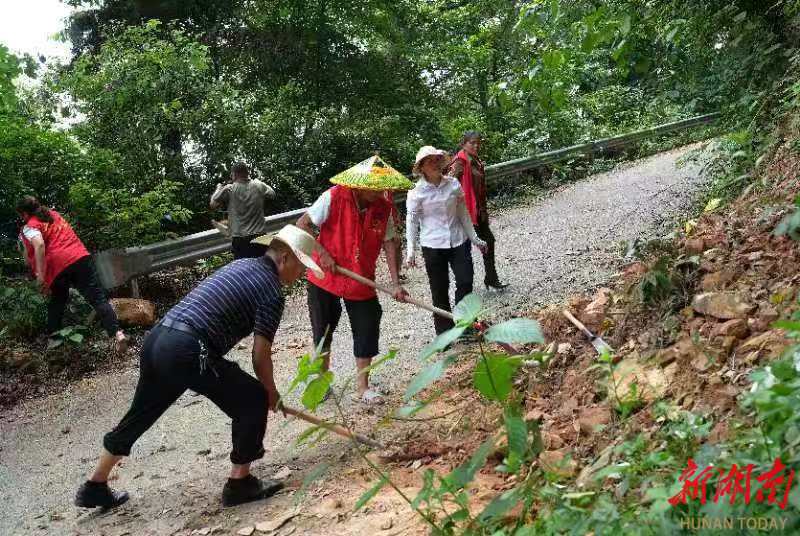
[163,256,284,356]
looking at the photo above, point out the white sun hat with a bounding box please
[414,145,447,166]
[252,224,324,278]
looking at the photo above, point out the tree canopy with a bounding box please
[1,1,797,255]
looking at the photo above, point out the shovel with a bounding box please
[562,310,613,355]
[335,266,521,355]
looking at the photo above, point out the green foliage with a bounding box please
[636,253,700,313]
[473,353,522,402]
[0,277,47,338]
[47,325,87,350]
[405,355,456,401]
[484,318,544,345]
[637,257,674,305]
[68,179,192,249]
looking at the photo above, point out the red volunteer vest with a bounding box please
[452,150,486,224]
[21,211,89,288]
[307,186,391,300]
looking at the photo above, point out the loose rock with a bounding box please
[110,298,157,327]
[692,292,755,320]
[577,406,610,435]
[710,319,749,340]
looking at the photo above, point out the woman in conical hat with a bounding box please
[296,156,412,405]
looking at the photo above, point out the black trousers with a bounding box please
[48,256,119,337]
[307,283,382,358]
[103,326,268,465]
[231,234,268,260]
[422,241,474,335]
[475,218,499,284]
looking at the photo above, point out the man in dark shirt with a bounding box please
[74,225,323,509]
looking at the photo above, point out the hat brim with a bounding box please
[414,150,447,166]
[251,234,325,279]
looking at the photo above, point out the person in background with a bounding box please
[405,146,487,335]
[449,131,508,289]
[16,196,129,352]
[210,162,276,260]
[74,225,321,510]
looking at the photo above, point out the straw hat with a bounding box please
[329,155,413,191]
[412,146,447,175]
[252,224,324,278]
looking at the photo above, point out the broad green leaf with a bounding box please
[363,349,397,373]
[772,320,800,332]
[447,437,495,490]
[485,318,544,345]
[419,326,466,362]
[47,338,63,350]
[301,371,333,411]
[295,425,329,446]
[453,293,482,323]
[473,354,522,401]
[68,333,84,344]
[405,355,455,401]
[478,487,523,522]
[504,407,528,473]
[354,476,388,511]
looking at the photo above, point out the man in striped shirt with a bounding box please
[75,225,323,510]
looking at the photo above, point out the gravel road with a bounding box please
[0,144,708,535]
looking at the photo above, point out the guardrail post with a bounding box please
[131,278,140,298]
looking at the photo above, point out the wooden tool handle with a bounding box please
[336,266,455,321]
[282,405,384,449]
[562,310,595,339]
[337,265,522,354]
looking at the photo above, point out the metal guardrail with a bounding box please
[94,113,719,290]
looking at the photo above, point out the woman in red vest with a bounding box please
[16,196,128,351]
[449,131,508,289]
[297,181,408,405]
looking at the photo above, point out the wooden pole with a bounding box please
[282,405,385,449]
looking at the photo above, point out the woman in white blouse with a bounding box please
[405,146,487,335]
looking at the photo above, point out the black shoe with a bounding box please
[485,280,509,290]
[75,480,130,509]
[222,475,284,507]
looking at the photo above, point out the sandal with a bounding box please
[359,389,385,405]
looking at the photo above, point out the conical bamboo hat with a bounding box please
[329,155,413,191]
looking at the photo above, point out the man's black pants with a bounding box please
[422,241,474,335]
[48,256,119,337]
[231,234,268,260]
[103,325,268,465]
